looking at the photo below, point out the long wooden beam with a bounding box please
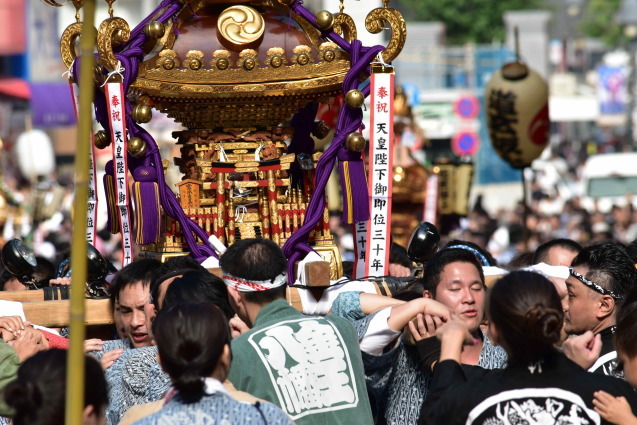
[23,299,112,328]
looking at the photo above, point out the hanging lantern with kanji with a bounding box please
[485,61,550,169]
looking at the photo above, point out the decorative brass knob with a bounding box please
[216,58,230,70]
[243,58,256,71]
[315,10,335,32]
[162,58,175,70]
[270,56,283,68]
[127,137,147,158]
[345,89,365,108]
[132,104,152,124]
[323,49,336,62]
[346,133,366,152]
[297,53,310,66]
[144,21,166,39]
[189,58,202,70]
[94,130,111,149]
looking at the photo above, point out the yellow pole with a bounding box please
[65,0,96,423]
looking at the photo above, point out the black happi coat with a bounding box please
[589,326,623,379]
[419,351,637,425]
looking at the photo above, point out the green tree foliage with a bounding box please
[580,0,624,47]
[394,0,543,45]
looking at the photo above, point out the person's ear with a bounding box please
[82,405,100,425]
[227,286,243,308]
[423,290,432,299]
[597,295,615,319]
[220,344,231,377]
[212,344,232,382]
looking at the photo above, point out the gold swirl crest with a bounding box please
[333,13,357,43]
[60,22,85,70]
[365,8,406,63]
[217,6,265,46]
[97,17,130,71]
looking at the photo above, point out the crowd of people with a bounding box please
[0,233,634,424]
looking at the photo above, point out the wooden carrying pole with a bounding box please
[66,0,96,423]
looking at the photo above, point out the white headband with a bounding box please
[222,272,287,292]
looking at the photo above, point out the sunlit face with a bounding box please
[433,262,485,332]
[113,300,127,339]
[118,281,151,348]
[564,266,601,335]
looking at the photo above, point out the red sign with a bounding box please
[453,95,480,119]
[0,0,26,55]
[452,131,480,156]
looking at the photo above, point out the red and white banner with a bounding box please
[423,173,439,226]
[365,70,394,277]
[105,82,134,266]
[69,82,98,246]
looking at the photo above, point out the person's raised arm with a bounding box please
[358,292,406,315]
[387,298,450,332]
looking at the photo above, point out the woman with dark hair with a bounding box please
[133,302,294,424]
[4,349,107,425]
[419,270,637,425]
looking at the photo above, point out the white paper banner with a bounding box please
[105,83,134,266]
[353,221,368,279]
[69,83,98,245]
[423,173,439,226]
[365,71,394,277]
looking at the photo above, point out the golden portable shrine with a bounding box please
[49,0,407,282]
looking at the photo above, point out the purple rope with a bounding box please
[86,0,392,267]
[87,0,216,262]
[282,41,384,278]
[279,0,392,279]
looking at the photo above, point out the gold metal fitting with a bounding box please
[94,130,111,149]
[323,49,336,62]
[186,50,204,71]
[315,10,335,32]
[297,53,310,66]
[217,58,230,70]
[132,104,152,124]
[127,137,147,158]
[345,89,365,108]
[346,132,366,152]
[218,6,265,46]
[243,58,256,70]
[144,21,166,39]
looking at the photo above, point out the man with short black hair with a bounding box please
[564,241,637,376]
[533,238,582,267]
[222,238,374,425]
[358,248,506,425]
[533,239,581,341]
[88,259,161,368]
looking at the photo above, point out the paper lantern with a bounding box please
[485,62,550,169]
[16,129,55,179]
